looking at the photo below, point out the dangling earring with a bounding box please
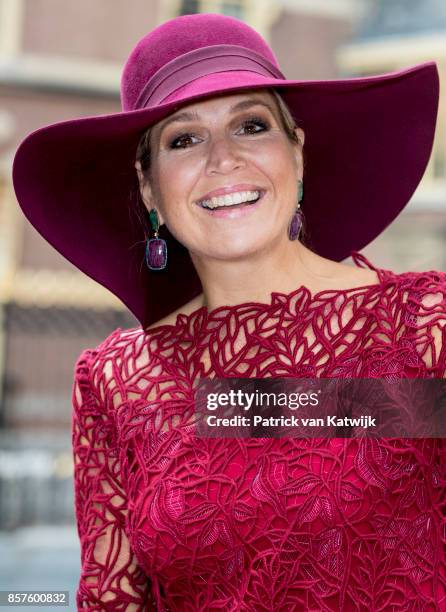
[145,208,167,270]
[288,179,304,241]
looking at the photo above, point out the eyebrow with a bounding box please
[157,98,277,137]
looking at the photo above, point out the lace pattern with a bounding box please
[72,252,446,610]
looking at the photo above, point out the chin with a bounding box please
[211,243,269,262]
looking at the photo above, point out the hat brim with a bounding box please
[12,61,439,328]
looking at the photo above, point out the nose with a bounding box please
[205,136,246,175]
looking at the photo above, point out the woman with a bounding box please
[12,12,446,611]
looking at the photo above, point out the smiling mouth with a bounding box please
[197,190,264,211]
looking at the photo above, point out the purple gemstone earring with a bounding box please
[145,208,167,270]
[288,179,304,241]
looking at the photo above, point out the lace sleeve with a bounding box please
[72,348,155,611]
[404,271,446,377]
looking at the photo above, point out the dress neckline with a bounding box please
[143,251,395,336]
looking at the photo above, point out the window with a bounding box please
[179,0,200,15]
[178,0,245,19]
[220,1,244,19]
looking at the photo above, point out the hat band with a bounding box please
[134,44,286,109]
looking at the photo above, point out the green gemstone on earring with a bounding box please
[149,208,159,232]
[298,180,304,203]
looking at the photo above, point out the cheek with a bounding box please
[156,154,200,204]
[249,136,297,177]
[151,159,202,243]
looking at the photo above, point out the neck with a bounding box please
[190,239,342,312]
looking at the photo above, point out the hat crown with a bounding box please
[120,13,280,111]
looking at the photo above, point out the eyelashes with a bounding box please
[168,133,197,150]
[239,116,269,134]
[167,115,270,150]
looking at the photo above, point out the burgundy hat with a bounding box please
[12,13,439,329]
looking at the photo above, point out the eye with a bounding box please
[168,133,200,149]
[238,116,270,135]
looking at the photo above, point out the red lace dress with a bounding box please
[71,252,446,611]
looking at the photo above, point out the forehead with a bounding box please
[178,88,275,112]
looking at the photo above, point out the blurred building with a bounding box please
[337,0,446,271]
[0,0,444,526]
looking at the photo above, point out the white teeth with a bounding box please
[199,190,261,209]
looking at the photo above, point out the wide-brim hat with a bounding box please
[12,13,439,329]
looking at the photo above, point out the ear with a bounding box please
[295,127,305,147]
[292,127,305,177]
[134,161,166,226]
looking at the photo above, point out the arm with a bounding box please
[72,348,155,611]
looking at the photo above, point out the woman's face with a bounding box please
[136,89,305,262]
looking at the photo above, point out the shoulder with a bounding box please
[391,267,446,375]
[74,326,133,378]
[73,325,157,407]
[378,265,446,330]
[348,250,446,302]
[404,268,446,336]
[393,267,446,310]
